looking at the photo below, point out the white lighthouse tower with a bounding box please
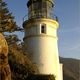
[23,0,63,80]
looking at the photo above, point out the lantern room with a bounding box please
[27,0,54,19]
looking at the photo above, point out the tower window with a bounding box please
[41,24,46,34]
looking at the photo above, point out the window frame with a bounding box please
[40,24,46,34]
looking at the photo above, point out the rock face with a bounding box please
[0,33,11,80]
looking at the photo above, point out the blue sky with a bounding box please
[4,0,80,59]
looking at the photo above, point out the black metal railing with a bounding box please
[23,14,58,22]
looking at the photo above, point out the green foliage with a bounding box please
[8,42,38,80]
[0,0,23,32]
[5,34,20,45]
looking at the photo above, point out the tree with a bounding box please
[0,0,23,49]
[0,1,39,80]
[5,34,20,45]
[0,0,23,32]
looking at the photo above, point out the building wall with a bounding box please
[60,64,63,80]
[24,19,62,80]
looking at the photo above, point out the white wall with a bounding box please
[24,19,62,80]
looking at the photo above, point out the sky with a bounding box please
[4,0,80,59]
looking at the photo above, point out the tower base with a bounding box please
[27,74,55,80]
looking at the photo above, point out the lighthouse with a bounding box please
[23,0,63,80]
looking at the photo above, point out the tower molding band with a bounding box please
[23,18,59,29]
[23,35,58,40]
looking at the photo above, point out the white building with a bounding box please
[23,0,63,80]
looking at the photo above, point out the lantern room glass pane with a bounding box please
[28,1,53,19]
